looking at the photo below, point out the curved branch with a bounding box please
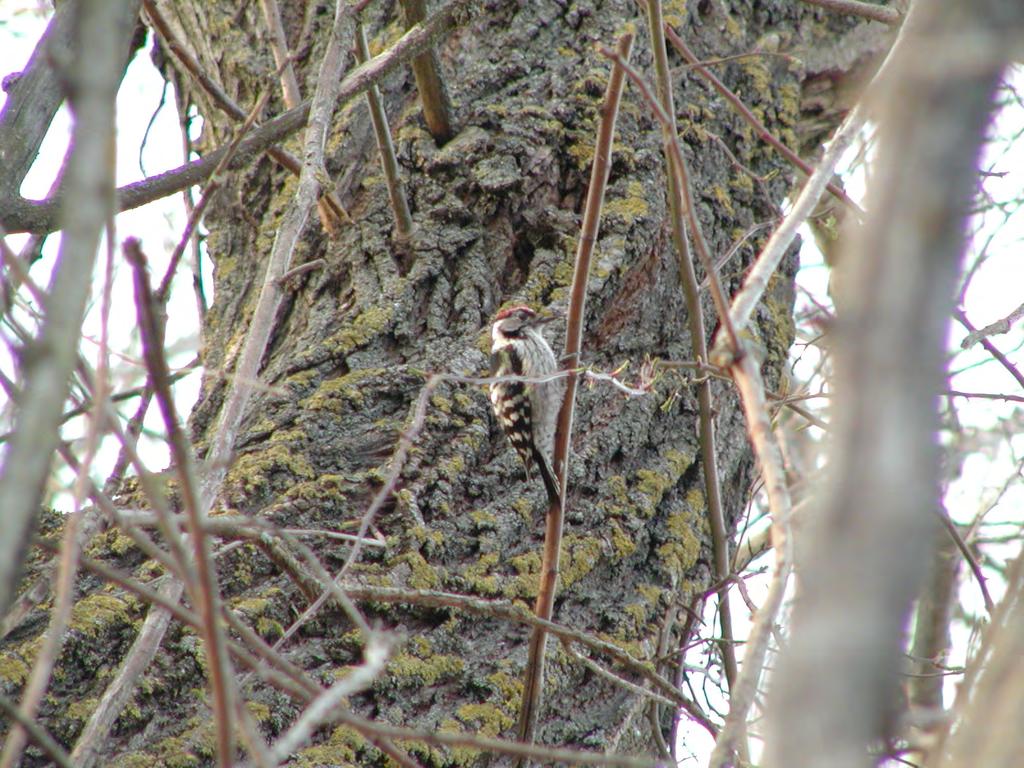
[0,0,472,235]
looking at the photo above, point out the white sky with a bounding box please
[2,1,200,479]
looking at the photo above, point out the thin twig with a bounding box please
[946,390,1024,403]
[717,101,869,348]
[664,25,862,213]
[954,308,1024,390]
[698,220,776,293]
[599,45,739,350]
[44,440,218,767]
[355,21,414,238]
[0,694,73,768]
[102,401,197,579]
[733,498,811,574]
[769,392,830,430]
[335,710,659,768]
[517,31,634,748]
[158,90,271,303]
[30,537,317,702]
[582,368,652,397]
[709,356,795,768]
[0,359,197,446]
[641,2,745,722]
[563,642,679,708]
[932,507,994,615]
[959,300,1024,349]
[277,258,327,285]
[4,0,476,235]
[235,701,274,768]
[125,239,237,766]
[47,421,189,582]
[937,525,1024,765]
[798,0,903,25]
[253,363,647,653]
[366,738,424,768]
[268,633,394,763]
[258,0,303,109]
[0,288,185,570]
[173,86,208,320]
[112,511,388,548]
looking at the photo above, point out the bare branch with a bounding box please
[798,0,903,25]
[0,693,73,768]
[399,0,455,143]
[765,0,1019,764]
[335,710,659,768]
[954,308,1024,390]
[355,21,414,238]
[258,0,303,109]
[959,300,1024,348]
[933,506,994,616]
[268,633,394,764]
[125,239,238,766]
[0,0,126,622]
[0,0,141,194]
[709,356,795,767]
[518,30,634,746]
[640,1,742,732]
[1,0,477,234]
[663,25,863,213]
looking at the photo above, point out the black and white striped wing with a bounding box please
[490,347,535,480]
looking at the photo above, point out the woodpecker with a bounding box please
[489,306,564,505]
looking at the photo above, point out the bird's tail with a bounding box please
[532,448,561,508]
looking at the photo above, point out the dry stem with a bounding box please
[125,239,238,766]
[640,5,742,740]
[516,30,634,747]
[399,0,454,143]
[355,21,414,238]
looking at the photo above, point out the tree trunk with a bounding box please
[1,0,885,764]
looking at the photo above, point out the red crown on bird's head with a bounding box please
[494,305,537,321]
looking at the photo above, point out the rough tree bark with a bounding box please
[0,0,887,764]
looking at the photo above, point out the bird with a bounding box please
[488,305,564,505]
